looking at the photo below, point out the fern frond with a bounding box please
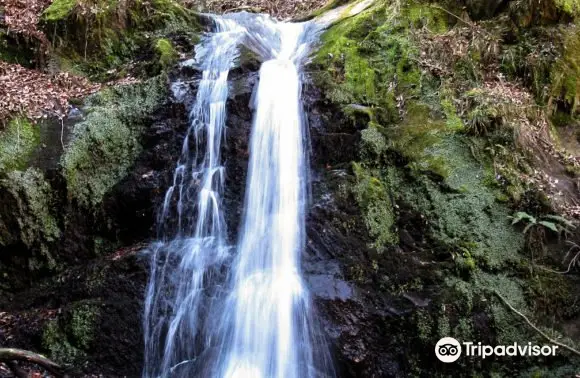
[511,211,535,225]
[543,214,576,229]
[538,221,559,233]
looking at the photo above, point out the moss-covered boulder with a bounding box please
[0,168,60,271]
[62,76,167,209]
[41,0,199,80]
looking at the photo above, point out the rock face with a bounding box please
[1,0,580,377]
[0,77,192,375]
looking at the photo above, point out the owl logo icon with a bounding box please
[435,337,462,363]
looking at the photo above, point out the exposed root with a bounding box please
[493,291,580,357]
[0,348,66,377]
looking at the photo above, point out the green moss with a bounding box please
[440,87,465,131]
[555,0,580,16]
[314,1,447,125]
[386,101,473,181]
[155,38,178,68]
[352,162,398,250]
[69,302,99,349]
[41,301,100,365]
[527,271,579,318]
[444,272,532,346]
[0,168,60,270]
[42,320,84,364]
[43,0,198,81]
[62,77,167,209]
[550,27,580,113]
[501,24,579,113]
[360,122,387,158]
[0,118,40,173]
[387,133,525,270]
[43,0,77,21]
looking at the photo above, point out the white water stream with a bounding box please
[143,4,372,376]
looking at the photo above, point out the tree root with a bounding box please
[0,348,66,377]
[494,291,580,357]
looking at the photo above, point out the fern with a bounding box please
[538,221,558,233]
[509,212,575,235]
[543,214,576,230]
[511,211,536,225]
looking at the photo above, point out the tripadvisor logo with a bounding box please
[435,337,462,363]
[435,337,559,363]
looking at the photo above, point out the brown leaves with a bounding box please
[0,61,101,121]
[0,0,52,43]
[203,0,327,20]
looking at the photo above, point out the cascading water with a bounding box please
[143,18,245,377]
[143,4,372,376]
[217,21,322,378]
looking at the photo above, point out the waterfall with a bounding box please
[143,18,245,377]
[218,22,320,378]
[143,9,351,378]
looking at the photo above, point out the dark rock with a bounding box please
[464,0,510,20]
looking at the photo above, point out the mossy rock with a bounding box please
[352,161,398,250]
[550,25,580,113]
[0,118,40,173]
[154,38,178,68]
[311,1,580,373]
[42,300,101,366]
[313,1,450,125]
[0,168,60,271]
[61,76,167,209]
[42,0,199,80]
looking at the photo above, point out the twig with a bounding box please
[60,117,65,149]
[493,291,580,357]
[16,118,20,153]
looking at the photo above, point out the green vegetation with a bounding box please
[42,0,199,80]
[62,76,167,209]
[43,0,77,21]
[555,0,580,16]
[0,118,40,173]
[551,28,580,113]
[352,162,398,250]
[510,211,576,235]
[315,0,580,374]
[42,301,100,364]
[313,1,448,125]
[155,38,178,68]
[0,168,60,270]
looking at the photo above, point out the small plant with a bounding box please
[510,211,576,236]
